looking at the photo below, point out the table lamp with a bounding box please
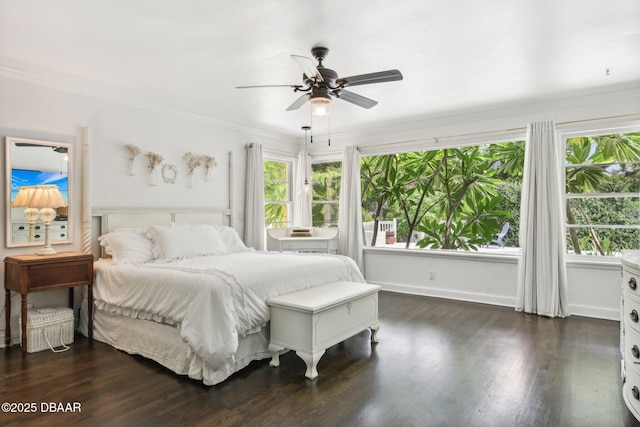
[25,184,68,256]
[11,186,40,242]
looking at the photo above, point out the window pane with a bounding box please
[566,226,639,256]
[264,160,287,181]
[566,162,640,194]
[360,140,524,250]
[565,131,640,256]
[312,162,341,201]
[265,203,289,228]
[567,196,640,226]
[264,159,291,228]
[312,202,339,227]
[565,132,640,194]
[264,160,289,202]
[311,161,341,227]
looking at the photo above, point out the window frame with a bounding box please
[263,153,294,229]
[310,159,342,228]
[562,125,640,258]
[360,136,526,253]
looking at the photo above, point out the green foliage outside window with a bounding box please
[264,160,290,228]
[565,132,640,255]
[361,142,524,250]
[312,162,341,227]
[360,130,640,255]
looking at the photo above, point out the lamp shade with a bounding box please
[27,185,68,209]
[310,96,331,116]
[11,186,36,208]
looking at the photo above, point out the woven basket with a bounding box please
[19,307,74,353]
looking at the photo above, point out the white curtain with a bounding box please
[244,143,265,250]
[292,151,312,227]
[516,121,569,317]
[338,146,364,272]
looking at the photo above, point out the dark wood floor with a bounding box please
[1,291,638,427]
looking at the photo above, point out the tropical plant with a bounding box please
[565,132,640,255]
[264,160,289,227]
[361,141,524,250]
[361,154,396,245]
[311,162,341,227]
[414,146,510,250]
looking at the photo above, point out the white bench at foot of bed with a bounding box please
[267,281,381,380]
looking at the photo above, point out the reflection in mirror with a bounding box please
[6,137,72,248]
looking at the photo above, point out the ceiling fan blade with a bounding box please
[336,69,403,87]
[336,90,378,109]
[236,84,302,89]
[286,94,309,111]
[291,55,323,82]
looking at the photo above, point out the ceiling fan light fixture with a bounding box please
[310,96,331,116]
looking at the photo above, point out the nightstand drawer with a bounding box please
[27,261,92,290]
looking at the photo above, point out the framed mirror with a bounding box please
[6,136,72,248]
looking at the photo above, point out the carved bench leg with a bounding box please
[296,349,325,380]
[370,322,380,344]
[269,343,285,367]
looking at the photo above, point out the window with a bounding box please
[360,140,525,251]
[565,130,640,256]
[264,158,292,228]
[312,161,341,227]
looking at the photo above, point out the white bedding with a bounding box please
[93,251,365,371]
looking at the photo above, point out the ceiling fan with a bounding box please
[236,46,403,115]
[15,142,68,153]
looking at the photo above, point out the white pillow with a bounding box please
[98,229,155,264]
[214,225,249,253]
[146,224,226,260]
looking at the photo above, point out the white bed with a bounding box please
[79,208,364,385]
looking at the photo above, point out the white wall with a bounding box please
[364,249,621,320]
[0,74,297,344]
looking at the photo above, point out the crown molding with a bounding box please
[0,65,288,140]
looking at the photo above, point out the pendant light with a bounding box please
[302,126,311,193]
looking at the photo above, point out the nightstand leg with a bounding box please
[20,294,27,356]
[5,289,10,348]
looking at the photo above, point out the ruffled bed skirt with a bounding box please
[78,299,275,386]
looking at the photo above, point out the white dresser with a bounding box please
[621,251,640,421]
[11,220,69,243]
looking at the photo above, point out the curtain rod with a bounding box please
[263,146,298,157]
[356,113,640,151]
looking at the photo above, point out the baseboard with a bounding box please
[372,281,620,321]
[371,281,516,309]
[569,304,620,321]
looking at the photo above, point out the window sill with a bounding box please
[364,246,623,270]
[363,246,520,264]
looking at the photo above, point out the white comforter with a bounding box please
[93,251,365,369]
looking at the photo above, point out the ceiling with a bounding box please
[1,0,639,138]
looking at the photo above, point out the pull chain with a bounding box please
[310,104,314,144]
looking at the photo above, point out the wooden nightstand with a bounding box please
[4,252,94,356]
